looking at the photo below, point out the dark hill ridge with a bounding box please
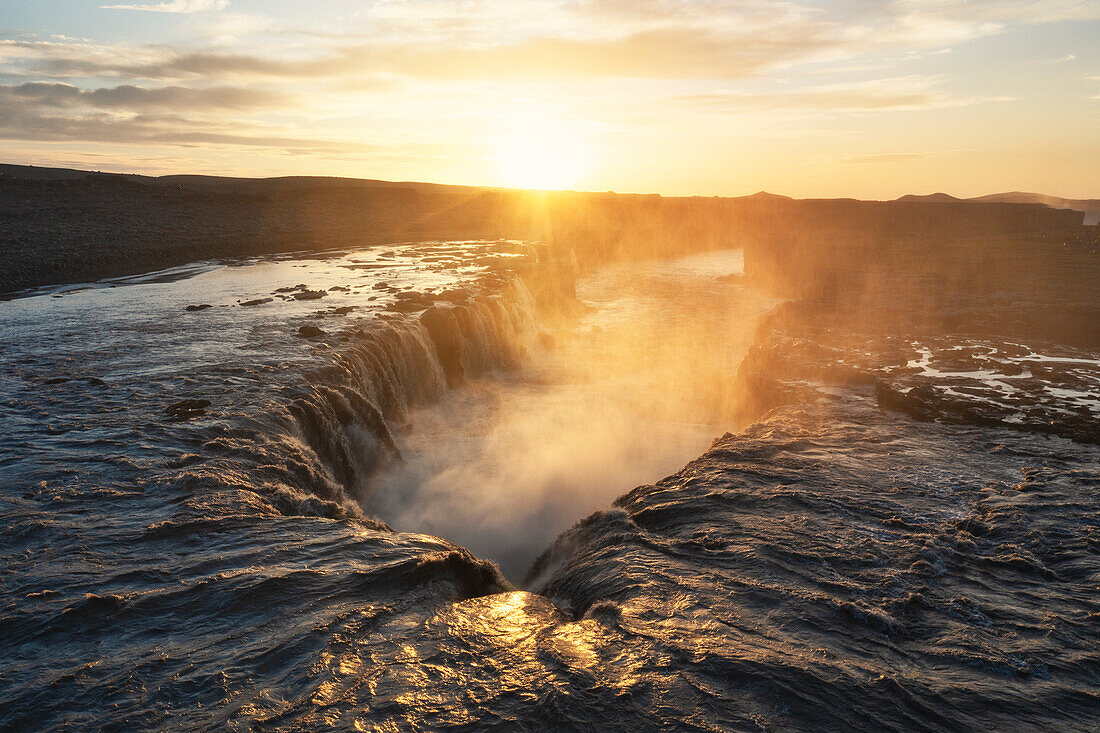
[898,189,1099,214]
[0,163,1090,295]
[0,163,493,195]
[896,193,962,203]
[898,190,1099,225]
[969,191,1100,211]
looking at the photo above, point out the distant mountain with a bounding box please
[0,163,151,181]
[4,163,1095,222]
[0,163,492,195]
[896,190,1099,224]
[968,192,1100,213]
[897,190,1097,212]
[896,193,962,203]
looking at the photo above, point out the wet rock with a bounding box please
[387,300,427,313]
[240,298,272,307]
[165,398,210,421]
[1058,413,1100,444]
[332,306,357,315]
[297,325,326,338]
[394,291,436,308]
[328,286,350,292]
[185,304,213,311]
[435,288,470,303]
[875,380,939,421]
[293,290,327,300]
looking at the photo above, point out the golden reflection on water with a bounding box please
[543,619,601,671]
[447,592,639,685]
[447,591,560,648]
[265,591,651,729]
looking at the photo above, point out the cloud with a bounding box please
[0,103,376,154]
[366,28,838,81]
[0,78,443,162]
[844,153,926,164]
[0,0,1092,171]
[0,81,317,154]
[679,76,1013,112]
[102,0,229,12]
[1,27,837,83]
[0,82,288,111]
[0,40,335,82]
[6,2,1099,85]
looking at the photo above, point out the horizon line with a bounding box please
[4,161,1098,205]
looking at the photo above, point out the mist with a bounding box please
[364,248,773,579]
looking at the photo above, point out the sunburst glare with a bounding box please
[495,109,591,191]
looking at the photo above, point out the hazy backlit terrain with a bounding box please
[1,2,1098,731]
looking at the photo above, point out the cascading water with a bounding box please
[260,275,543,511]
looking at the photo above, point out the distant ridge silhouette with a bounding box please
[897,190,1098,213]
[968,191,1100,212]
[896,193,962,203]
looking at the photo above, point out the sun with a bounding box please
[495,110,590,191]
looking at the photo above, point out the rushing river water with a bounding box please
[2,242,1098,731]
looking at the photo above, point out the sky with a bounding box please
[0,0,1097,199]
